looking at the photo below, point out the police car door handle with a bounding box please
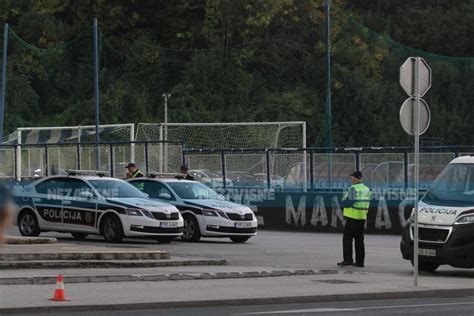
[63,200,72,205]
[33,198,41,202]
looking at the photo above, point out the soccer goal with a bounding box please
[136,122,307,187]
[7,124,134,179]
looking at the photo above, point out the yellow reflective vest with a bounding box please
[342,183,371,220]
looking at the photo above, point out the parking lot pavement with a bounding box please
[7,226,472,276]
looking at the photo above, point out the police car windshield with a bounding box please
[168,182,220,200]
[423,163,474,207]
[89,179,147,199]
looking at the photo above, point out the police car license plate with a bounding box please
[235,222,252,229]
[160,222,178,228]
[418,248,436,257]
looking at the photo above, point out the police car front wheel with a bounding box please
[181,215,201,242]
[230,236,251,243]
[411,259,440,273]
[101,214,124,243]
[71,232,89,240]
[18,210,40,237]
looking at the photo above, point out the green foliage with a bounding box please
[0,0,473,147]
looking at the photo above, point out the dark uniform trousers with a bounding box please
[343,217,365,264]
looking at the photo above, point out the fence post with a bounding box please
[266,149,271,189]
[355,151,360,172]
[221,150,226,190]
[0,23,9,143]
[404,150,409,190]
[15,129,21,180]
[109,143,114,177]
[181,141,186,166]
[144,142,149,174]
[76,143,81,170]
[309,151,314,191]
[13,144,17,181]
[44,144,49,176]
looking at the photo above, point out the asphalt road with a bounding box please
[21,296,474,316]
[7,227,473,277]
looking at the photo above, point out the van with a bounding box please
[400,156,474,271]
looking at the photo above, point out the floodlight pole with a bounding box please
[93,18,100,170]
[0,23,9,144]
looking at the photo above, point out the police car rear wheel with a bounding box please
[71,232,89,240]
[101,214,124,243]
[229,236,251,243]
[181,215,201,242]
[18,210,40,237]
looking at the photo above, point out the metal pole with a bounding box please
[324,0,333,190]
[0,24,9,143]
[93,18,100,170]
[413,57,420,287]
[162,93,171,172]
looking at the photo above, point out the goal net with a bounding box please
[136,122,307,186]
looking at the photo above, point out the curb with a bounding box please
[5,236,57,245]
[0,258,227,270]
[0,269,337,285]
[1,287,474,314]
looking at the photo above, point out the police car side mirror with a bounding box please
[158,193,172,200]
[79,191,94,200]
[217,194,225,200]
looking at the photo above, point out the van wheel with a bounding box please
[101,214,124,243]
[156,236,175,244]
[18,210,40,237]
[230,236,251,243]
[181,215,201,242]
[411,260,440,272]
[71,232,89,240]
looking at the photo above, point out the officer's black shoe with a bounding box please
[352,263,365,267]
[337,261,353,266]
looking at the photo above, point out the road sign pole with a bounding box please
[413,57,420,287]
[399,56,431,287]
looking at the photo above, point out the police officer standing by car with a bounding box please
[338,171,371,267]
[125,163,144,178]
[175,164,194,180]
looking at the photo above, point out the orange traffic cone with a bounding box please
[49,275,70,301]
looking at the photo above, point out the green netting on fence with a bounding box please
[328,19,474,147]
[0,16,473,147]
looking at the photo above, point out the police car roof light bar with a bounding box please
[147,172,181,179]
[66,170,109,177]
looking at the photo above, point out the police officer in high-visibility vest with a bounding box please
[125,163,144,179]
[338,171,371,267]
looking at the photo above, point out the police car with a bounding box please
[128,176,257,243]
[13,171,184,243]
[401,156,474,271]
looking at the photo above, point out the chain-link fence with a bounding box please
[183,146,474,190]
[0,140,183,180]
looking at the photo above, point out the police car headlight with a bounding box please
[202,210,218,217]
[126,209,143,216]
[454,215,474,225]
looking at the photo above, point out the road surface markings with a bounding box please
[238,301,474,315]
